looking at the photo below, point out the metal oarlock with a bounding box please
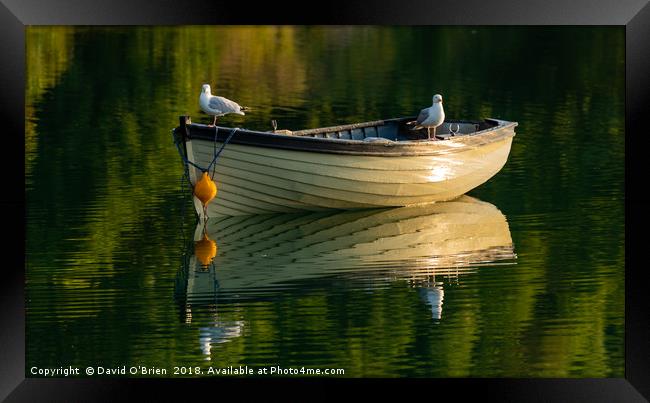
[450,122,460,136]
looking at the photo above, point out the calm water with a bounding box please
[26,26,624,377]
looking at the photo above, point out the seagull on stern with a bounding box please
[199,84,249,126]
[407,94,445,140]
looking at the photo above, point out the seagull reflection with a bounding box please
[418,284,445,320]
[199,320,245,358]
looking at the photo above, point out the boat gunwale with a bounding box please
[175,116,517,156]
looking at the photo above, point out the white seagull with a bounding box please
[407,94,445,140]
[199,84,249,126]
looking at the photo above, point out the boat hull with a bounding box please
[184,130,514,216]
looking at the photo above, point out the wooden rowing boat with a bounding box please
[173,115,517,217]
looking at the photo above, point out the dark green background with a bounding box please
[26,26,624,377]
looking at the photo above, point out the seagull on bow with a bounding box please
[407,94,445,140]
[199,84,249,126]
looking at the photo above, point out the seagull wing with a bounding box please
[406,107,430,130]
[208,96,242,114]
[415,107,430,125]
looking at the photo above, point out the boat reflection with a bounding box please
[175,195,516,353]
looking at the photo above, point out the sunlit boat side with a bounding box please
[173,116,517,217]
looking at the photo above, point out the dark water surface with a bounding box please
[26,26,624,377]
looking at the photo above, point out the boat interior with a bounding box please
[276,117,498,141]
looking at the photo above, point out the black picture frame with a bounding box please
[2,0,647,400]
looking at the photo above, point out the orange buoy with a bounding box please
[195,232,218,268]
[194,171,217,207]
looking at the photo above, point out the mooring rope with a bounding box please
[207,127,239,179]
[173,126,240,177]
[173,125,240,224]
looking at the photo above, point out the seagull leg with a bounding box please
[212,115,217,126]
[432,126,437,141]
[427,127,431,140]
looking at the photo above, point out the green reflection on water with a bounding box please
[26,26,623,377]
